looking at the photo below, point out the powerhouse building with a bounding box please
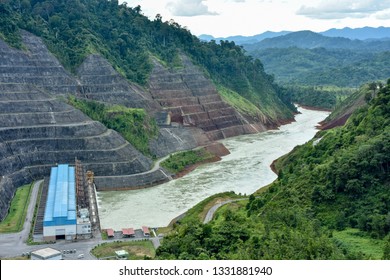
[43,164,77,241]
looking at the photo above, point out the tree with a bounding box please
[383,235,390,260]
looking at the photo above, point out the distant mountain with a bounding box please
[198,34,215,41]
[199,27,390,44]
[248,46,390,87]
[320,26,390,40]
[198,31,291,44]
[243,31,390,52]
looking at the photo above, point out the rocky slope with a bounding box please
[319,85,371,130]
[148,55,261,141]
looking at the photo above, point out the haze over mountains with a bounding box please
[243,30,390,52]
[199,26,390,45]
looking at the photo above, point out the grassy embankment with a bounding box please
[0,183,33,233]
[218,85,267,122]
[91,240,156,260]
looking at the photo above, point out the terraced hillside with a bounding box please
[0,33,167,220]
[0,30,77,95]
[76,54,160,111]
[148,56,261,141]
[0,83,163,219]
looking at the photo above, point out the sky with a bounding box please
[122,0,390,37]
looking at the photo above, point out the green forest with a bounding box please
[156,80,390,260]
[250,47,390,88]
[247,45,390,110]
[0,0,294,122]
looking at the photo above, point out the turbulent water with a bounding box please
[97,107,329,229]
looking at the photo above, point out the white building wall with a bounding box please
[77,223,91,234]
[31,254,62,260]
[43,224,77,237]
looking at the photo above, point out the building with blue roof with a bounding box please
[43,164,77,241]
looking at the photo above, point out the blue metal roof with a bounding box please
[44,164,77,227]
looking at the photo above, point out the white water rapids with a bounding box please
[97,107,329,229]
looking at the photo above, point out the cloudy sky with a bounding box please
[123,0,390,37]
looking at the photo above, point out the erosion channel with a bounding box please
[97,107,329,229]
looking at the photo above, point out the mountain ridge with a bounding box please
[243,30,390,52]
[199,26,390,44]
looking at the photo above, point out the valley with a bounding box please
[0,0,389,262]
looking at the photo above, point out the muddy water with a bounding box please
[97,107,329,229]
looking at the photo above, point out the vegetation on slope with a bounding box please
[156,79,390,260]
[68,97,158,156]
[0,0,294,123]
[218,85,268,122]
[161,149,215,174]
[319,82,380,128]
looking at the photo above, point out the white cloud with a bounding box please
[376,9,390,19]
[297,0,390,19]
[166,0,218,16]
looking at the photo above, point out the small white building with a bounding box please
[31,248,62,260]
[77,208,92,237]
[77,218,92,235]
[115,250,129,260]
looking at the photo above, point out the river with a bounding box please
[97,107,329,230]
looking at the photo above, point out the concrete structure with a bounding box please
[115,250,129,260]
[43,165,77,241]
[77,218,92,236]
[76,208,92,238]
[155,111,171,126]
[31,248,62,260]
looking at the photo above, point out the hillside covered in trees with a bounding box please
[156,80,390,260]
[243,31,390,110]
[250,47,390,88]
